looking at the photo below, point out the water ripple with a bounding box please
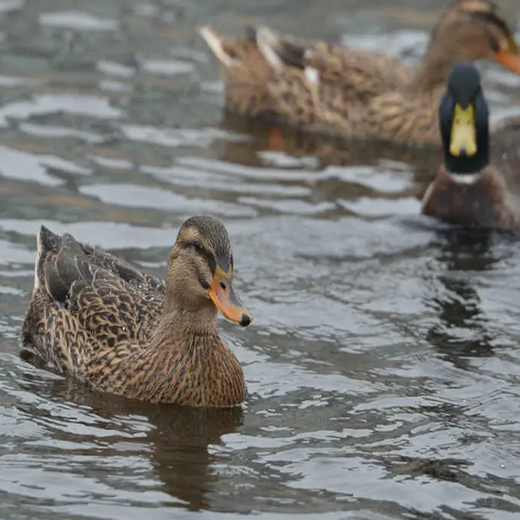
[0,0,519,519]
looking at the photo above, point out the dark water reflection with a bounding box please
[20,375,244,513]
[427,233,500,368]
[1,0,520,519]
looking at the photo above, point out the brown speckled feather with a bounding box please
[200,0,520,146]
[245,26,413,106]
[22,218,250,406]
[490,115,520,191]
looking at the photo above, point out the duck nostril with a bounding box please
[220,281,226,290]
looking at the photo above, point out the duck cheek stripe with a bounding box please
[471,11,512,38]
[197,273,211,291]
[206,254,217,276]
[191,246,218,276]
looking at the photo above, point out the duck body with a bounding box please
[421,165,520,229]
[21,217,253,406]
[200,0,520,146]
[421,63,520,231]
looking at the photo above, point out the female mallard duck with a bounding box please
[21,216,253,406]
[199,0,520,146]
[421,62,520,230]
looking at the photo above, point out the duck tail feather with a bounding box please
[198,25,241,68]
[256,26,309,70]
[33,226,61,292]
[255,26,286,68]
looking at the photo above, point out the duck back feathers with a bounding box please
[23,226,165,377]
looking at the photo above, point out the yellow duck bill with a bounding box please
[209,265,253,327]
[450,103,477,157]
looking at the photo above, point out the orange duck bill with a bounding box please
[495,37,520,76]
[209,265,253,327]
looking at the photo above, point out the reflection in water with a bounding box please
[426,232,499,369]
[432,229,500,272]
[17,374,243,512]
[427,276,495,367]
[217,113,441,188]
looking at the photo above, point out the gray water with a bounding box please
[1,0,520,519]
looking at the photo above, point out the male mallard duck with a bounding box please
[21,216,253,406]
[199,0,520,146]
[421,62,520,230]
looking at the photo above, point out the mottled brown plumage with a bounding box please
[199,0,520,146]
[21,216,253,406]
[422,64,520,230]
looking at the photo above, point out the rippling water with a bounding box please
[1,0,520,519]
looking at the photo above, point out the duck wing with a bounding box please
[21,226,164,373]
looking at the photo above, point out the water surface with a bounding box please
[1,1,520,519]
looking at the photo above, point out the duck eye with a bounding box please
[189,241,204,254]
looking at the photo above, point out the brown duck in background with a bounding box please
[199,0,520,146]
[21,216,253,406]
[422,62,520,230]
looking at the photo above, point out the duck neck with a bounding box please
[145,298,245,406]
[410,40,461,94]
[154,301,220,349]
[444,152,489,176]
